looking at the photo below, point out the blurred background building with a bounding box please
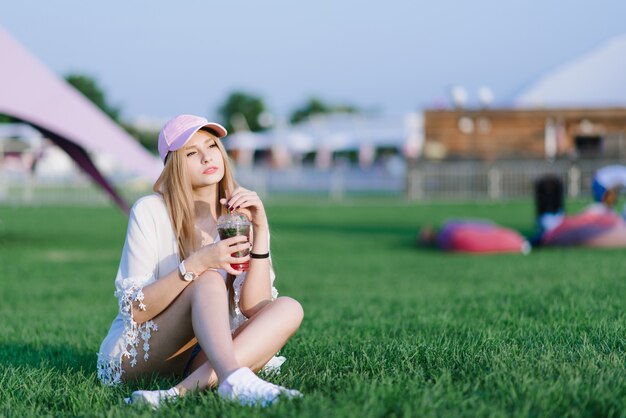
[423,108,626,160]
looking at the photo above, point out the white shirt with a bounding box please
[96,194,277,385]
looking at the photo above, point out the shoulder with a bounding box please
[131,194,166,215]
[129,194,170,228]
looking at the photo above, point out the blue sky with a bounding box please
[2,0,625,122]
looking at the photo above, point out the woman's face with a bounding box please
[182,130,225,188]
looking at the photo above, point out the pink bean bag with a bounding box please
[541,211,626,247]
[437,220,530,254]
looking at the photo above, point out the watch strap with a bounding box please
[179,260,197,281]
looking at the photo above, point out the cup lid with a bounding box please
[217,212,250,226]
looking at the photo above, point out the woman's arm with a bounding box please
[239,225,272,317]
[128,265,189,324]
[131,236,251,324]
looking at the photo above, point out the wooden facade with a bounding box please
[423,107,626,160]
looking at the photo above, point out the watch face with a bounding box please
[184,272,195,282]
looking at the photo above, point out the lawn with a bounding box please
[0,198,624,417]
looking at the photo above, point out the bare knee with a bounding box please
[273,296,304,330]
[191,270,227,295]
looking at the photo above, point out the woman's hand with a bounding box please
[220,187,268,229]
[188,235,251,275]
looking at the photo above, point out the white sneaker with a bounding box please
[126,387,179,408]
[260,355,286,376]
[218,367,302,407]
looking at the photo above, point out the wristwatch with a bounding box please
[178,260,197,282]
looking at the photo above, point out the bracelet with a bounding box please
[250,251,270,259]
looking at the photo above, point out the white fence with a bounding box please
[1,158,624,206]
[406,159,625,200]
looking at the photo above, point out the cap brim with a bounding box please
[167,122,228,154]
[202,122,228,138]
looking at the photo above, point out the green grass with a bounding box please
[0,198,624,417]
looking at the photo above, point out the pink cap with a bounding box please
[158,114,227,162]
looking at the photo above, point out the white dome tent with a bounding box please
[515,34,626,107]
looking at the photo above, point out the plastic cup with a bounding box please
[217,212,251,271]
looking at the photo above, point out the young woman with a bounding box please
[97,114,304,408]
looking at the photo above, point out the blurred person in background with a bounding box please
[532,174,566,244]
[590,165,626,218]
[533,173,626,248]
[97,115,303,408]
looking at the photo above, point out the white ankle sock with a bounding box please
[165,387,180,398]
[127,386,180,408]
[217,367,302,407]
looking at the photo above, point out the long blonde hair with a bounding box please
[153,130,239,313]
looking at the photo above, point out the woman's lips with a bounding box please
[203,167,218,174]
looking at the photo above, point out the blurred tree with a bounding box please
[290,98,329,124]
[65,73,121,122]
[0,114,16,123]
[121,123,159,154]
[217,91,268,133]
[290,97,359,124]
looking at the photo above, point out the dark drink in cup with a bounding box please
[217,213,251,271]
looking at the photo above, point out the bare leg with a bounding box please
[177,296,304,394]
[121,270,303,391]
[189,272,239,380]
[121,271,238,382]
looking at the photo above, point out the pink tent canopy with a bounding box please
[0,26,162,213]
